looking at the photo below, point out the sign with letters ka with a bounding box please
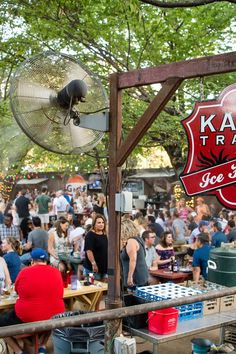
[180,83,236,209]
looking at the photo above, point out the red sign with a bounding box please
[180,83,236,209]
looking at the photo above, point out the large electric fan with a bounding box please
[10,51,109,154]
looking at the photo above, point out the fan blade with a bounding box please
[68,120,103,153]
[62,60,88,86]
[16,80,57,111]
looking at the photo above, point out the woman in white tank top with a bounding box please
[0,257,11,290]
[48,217,69,267]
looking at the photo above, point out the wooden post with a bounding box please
[105,51,236,352]
[105,73,123,353]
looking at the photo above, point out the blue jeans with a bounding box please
[20,252,32,265]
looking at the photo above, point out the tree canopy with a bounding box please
[140,0,236,8]
[0,0,236,179]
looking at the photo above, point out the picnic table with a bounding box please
[149,268,192,284]
[0,281,108,312]
[63,282,107,311]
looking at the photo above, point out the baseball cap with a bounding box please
[199,220,209,227]
[31,248,48,260]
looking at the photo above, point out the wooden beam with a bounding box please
[116,77,183,167]
[118,51,236,88]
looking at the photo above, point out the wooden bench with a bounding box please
[10,331,51,354]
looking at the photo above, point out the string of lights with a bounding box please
[173,183,194,208]
[0,172,64,200]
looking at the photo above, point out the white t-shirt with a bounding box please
[53,196,69,214]
[0,257,7,287]
[69,227,85,243]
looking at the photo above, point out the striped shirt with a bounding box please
[0,224,20,241]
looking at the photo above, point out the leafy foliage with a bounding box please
[0,0,236,175]
[140,0,236,8]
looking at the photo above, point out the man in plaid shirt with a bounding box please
[0,213,20,242]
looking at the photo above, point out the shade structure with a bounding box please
[17,178,48,185]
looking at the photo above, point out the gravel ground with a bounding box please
[43,328,231,353]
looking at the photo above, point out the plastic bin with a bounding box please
[136,284,203,321]
[52,311,104,354]
[148,308,178,335]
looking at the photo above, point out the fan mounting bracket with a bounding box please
[78,111,109,132]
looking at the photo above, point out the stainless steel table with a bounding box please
[126,310,236,353]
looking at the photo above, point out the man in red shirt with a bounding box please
[0,248,65,354]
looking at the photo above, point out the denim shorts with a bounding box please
[83,267,108,280]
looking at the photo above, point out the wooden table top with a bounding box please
[0,281,108,310]
[149,268,192,281]
[64,282,108,298]
[0,295,16,310]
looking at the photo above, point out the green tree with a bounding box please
[140,0,236,7]
[0,0,236,174]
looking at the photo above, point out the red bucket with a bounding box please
[148,308,179,335]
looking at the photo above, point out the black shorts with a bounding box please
[0,309,23,327]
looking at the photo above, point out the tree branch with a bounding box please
[124,5,131,69]
[3,65,13,100]
[139,0,236,8]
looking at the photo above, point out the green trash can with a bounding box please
[208,248,236,287]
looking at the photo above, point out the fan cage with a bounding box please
[10,51,108,154]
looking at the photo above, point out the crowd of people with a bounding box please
[0,189,236,288]
[0,188,108,354]
[0,187,236,352]
[0,187,109,281]
[120,196,236,288]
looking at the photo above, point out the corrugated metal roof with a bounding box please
[17,178,48,185]
[128,170,175,179]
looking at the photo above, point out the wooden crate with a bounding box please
[203,298,220,315]
[224,324,236,345]
[220,295,236,312]
[187,280,205,288]
[178,281,188,287]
